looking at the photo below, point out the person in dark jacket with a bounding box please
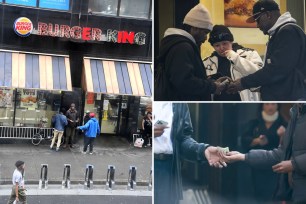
[154,103,227,204]
[223,104,306,203]
[50,111,68,151]
[64,103,79,148]
[242,103,287,202]
[77,113,100,155]
[142,111,152,147]
[155,3,229,101]
[83,110,91,125]
[227,0,306,101]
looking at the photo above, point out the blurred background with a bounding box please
[179,103,293,204]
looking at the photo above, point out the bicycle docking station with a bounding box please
[106,165,115,190]
[39,164,48,190]
[148,168,152,191]
[127,166,137,191]
[84,164,94,189]
[62,164,71,189]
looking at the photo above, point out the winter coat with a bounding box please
[157,28,216,101]
[245,106,306,202]
[66,109,79,127]
[169,103,210,201]
[203,43,263,101]
[51,113,68,131]
[241,12,306,101]
[79,118,100,138]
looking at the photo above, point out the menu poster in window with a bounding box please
[6,0,37,7]
[39,0,70,10]
[0,88,13,108]
[87,93,95,104]
[224,0,257,28]
[20,89,37,110]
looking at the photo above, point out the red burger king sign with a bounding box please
[14,17,33,37]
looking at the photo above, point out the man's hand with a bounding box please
[214,77,232,95]
[204,146,227,168]
[251,135,268,147]
[221,151,245,163]
[154,125,168,138]
[272,160,293,173]
[227,79,244,94]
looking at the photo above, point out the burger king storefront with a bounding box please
[0,0,152,138]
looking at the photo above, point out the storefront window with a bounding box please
[119,0,151,19]
[39,0,70,11]
[83,92,101,125]
[14,89,60,127]
[88,0,118,16]
[0,88,14,126]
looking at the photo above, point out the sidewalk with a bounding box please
[0,135,152,186]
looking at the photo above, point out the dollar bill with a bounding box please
[218,146,229,154]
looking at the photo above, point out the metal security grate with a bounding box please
[0,126,53,139]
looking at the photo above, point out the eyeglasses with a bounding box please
[254,12,266,22]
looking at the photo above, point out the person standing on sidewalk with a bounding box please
[50,110,68,151]
[83,110,91,125]
[65,103,79,148]
[7,160,26,204]
[77,112,100,155]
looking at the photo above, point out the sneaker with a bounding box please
[82,151,86,154]
[56,148,59,152]
[50,146,53,150]
[63,144,67,149]
[89,152,93,155]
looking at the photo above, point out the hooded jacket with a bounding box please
[79,118,100,138]
[245,105,306,202]
[203,43,263,101]
[240,12,306,101]
[157,28,216,101]
[52,113,68,131]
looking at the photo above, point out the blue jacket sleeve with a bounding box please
[79,121,90,131]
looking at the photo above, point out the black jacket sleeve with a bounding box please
[177,104,209,162]
[166,42,216,95]
[241,26,302,88]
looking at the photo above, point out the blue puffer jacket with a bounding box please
[79,118,100,137]
[52,113,68,131]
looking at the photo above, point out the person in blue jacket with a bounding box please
[77,112,100,155]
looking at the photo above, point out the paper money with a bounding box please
[218,146,229,154]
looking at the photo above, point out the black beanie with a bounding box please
[15,160,25,168]
[208,25,234,45]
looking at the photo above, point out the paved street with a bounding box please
[0,136,152,185]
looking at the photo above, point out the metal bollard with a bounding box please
[148,168,152,191]
[127,166,137,190]
[39,164,48,189]
[84,164,94,189]
[106,165,115,190]
[62,164,71,189]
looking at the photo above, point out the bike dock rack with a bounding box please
[62,164,71,189]
[127,166,137,191]
[84,164,94,189]
[39,164,48,189]
[106,165,115,190]
[148,168,152,191]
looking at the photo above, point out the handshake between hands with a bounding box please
[213,77,243,95]
[205,146,294,173]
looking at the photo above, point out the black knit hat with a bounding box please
[246,0,280,23]
[15,160,25,168]
[208,25,234,45]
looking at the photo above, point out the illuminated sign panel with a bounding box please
[39,0,69,10]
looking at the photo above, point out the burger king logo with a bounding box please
[14,17,33,37]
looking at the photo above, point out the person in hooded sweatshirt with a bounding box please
[227,0,306,101]
[77,112,100,155]
[154,3,229,101]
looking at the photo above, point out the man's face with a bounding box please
[212,41,233,57]
[263,103,278,115]
[71,105,75,111]
[190,27,210,46]
[255,11,273,35]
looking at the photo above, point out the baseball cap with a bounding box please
[89,112,95,118]
[85,110,90,114]
[246,0,280,23]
